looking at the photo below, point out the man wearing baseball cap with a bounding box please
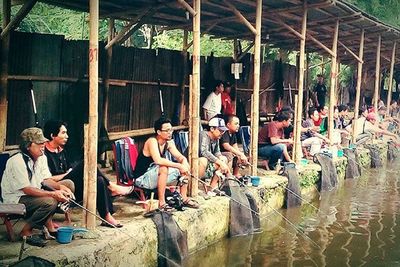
[198,117,230,196]
[1,127,74,247]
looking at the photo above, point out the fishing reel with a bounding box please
[166,190,185,211]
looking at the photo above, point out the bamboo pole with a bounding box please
[179,30,189,123]
[188,0,200,197]
[250,0,262,176]
[373,35,381,112]
[305,53,310,117]
[293,95,298,162]
[84,0,99,229]
[0,0,11,152]
[0,0,37,39]
[102,18,114,130]
[386,41,397,116]
[293,3,307,163]
[328,20,339,143]
[82,124,89,224]
[352,29,365,143]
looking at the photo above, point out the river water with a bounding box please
[184,161,400,267]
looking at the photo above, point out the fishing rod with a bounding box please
[189,173,322,250]
[158,79,165,117]
[41,182,181,266]
[29,81,40,127]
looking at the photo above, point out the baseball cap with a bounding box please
[21,127,48,144]
[208,117,228,131]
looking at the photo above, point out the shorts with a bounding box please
[204,162,216,179]
[221,152,238,167]
[134,163,180,190]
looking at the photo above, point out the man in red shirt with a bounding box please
[258,112,293,169]
[221,81,234,115]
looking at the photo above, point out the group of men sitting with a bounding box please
[0,114,250,246]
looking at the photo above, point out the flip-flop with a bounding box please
[100,222,123,228]
[183,198,200,209]
[25,235,48,247]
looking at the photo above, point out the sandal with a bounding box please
[183,198,200,209]
[159,203,174,212]
[25,235,48,247]
[100,222,123,228]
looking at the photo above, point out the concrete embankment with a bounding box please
[0,144,389,266]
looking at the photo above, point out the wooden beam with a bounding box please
[0,0,11,151]
[237,41,254,61]
[222,0,256,35]
[176,0,196,17]
[179,30,189,123]
[352,29,365,143]
[84,0,99,230]
[102,18,114,131]
[293,3,307,164]
[338,41,363,63]
[250,0,262,176]
[105,7,156,49]
[328,20,339,143]
[307,34,335,57]
[270,18,304,40]
[188,0,200,197]
[0,0,37,39]
[373,35,381,111]
[386,41,397,116]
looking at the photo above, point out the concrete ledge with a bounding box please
[0,143,394,266]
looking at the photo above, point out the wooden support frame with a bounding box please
[352,29,365,143]
[222,0,257,35]
[102,18,114,130]
[307,34,335,57]
[0,0,37,39]
[179,30,189,123]
[338,41,363,63]
[176,0,196,16]
[373,35,381,111]
[84,0,99,230]
[250,0,262,176]
[105,7,157,50]
[328,20,339,143]
[293,2,307,164]
[386,41,397,116]
[271,18,304,41]
[0,0,11,152]
[237,41,254,62]
[188,0,200,197]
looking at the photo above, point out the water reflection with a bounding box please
[184,161,400,267]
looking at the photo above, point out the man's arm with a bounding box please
[22,186,69,202]
[270,136,293,145]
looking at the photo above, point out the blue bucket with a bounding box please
[57,227,74,244]
[250,176,260,187]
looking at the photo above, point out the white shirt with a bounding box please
[202,92,221,120]
[1,153,52,204]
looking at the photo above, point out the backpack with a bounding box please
[113,137,139,186]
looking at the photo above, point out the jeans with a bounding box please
[258,143,285,168]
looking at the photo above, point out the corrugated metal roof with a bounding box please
[38,0,400,68]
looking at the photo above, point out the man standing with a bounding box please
[258,112,293,169]
[203,80,224,120]
[134,117,199,210]
[1,128,74,246]
[220,115,249,177]
[221,81,234,115]
[313,74,327,108]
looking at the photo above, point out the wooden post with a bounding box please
[250,0,262,176]
[373,35,381,112]
[305,53,310,117]
[102,18,114,130]
[0,0,11,152]
[328,20,339,143]
[352,29,365,143]
[84,0,99,229]
[386,41,397,116]
[82,124,89,224]
[293,3,307,163]
[188,0,200,196]
[179,30,189,123]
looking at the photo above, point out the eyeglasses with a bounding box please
[160,129,174,133]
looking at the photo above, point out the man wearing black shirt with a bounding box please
[220,115,249,177]
[313,75,327,108]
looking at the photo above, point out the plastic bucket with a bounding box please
[337,149,344,157]
[250,176,260,187]
[57,227,74,244]
[300,158,309,166]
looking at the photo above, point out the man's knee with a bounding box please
[274,143,286,152]
[59,179,75,193]
[41,197,59,210]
